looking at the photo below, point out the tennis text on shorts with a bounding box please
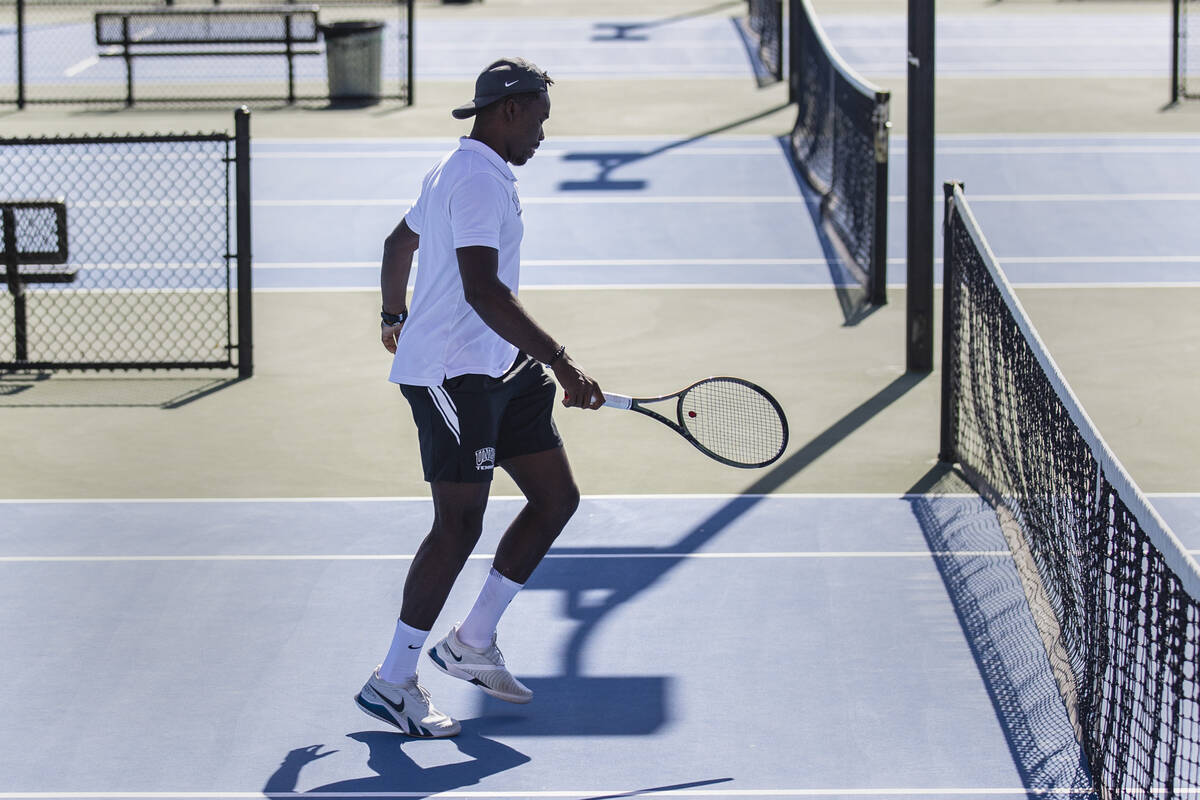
[475,448,496,471]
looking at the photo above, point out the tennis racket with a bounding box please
[587,377,789,469]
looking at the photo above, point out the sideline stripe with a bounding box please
[0,493,974,503]
[255,192,1200,208]
[0,551,1018,564]
[0,788,1110,797]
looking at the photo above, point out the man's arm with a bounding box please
[457,245,603,409]
[380,218,418,353]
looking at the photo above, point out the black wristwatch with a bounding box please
[381,308,408,326]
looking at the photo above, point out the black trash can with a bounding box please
[320,20,385,103]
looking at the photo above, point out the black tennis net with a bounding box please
[787,0,890,306]
[939,182,1200,798]
[746,0,783,84]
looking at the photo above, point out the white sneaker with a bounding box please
[427,626,533,704]
[354,669,461,738]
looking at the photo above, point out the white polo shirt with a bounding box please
[388,137,524,387]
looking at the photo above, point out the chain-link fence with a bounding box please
[0,108,251,373]
[1,0,411,107]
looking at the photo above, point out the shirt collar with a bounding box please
[458,137,516,182]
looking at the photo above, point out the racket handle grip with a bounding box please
[602,392,633,410]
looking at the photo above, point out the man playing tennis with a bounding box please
[355,58,604,738]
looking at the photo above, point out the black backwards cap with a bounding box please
[451,58,550,120]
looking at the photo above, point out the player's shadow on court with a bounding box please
[474,373,926,736]
[906,464,1097,798]
[263,731,529,799]
[590,1,743,41]
[554,104,790,192]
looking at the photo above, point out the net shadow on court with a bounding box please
[908,464,1096,798]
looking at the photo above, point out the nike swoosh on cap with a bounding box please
[504,80,519,87]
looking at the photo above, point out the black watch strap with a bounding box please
[381,309,408,326]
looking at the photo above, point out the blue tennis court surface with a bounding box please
[246,134,1200,291]
[17,492,1196,797]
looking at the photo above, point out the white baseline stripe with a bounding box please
[251,282,1200,294]
[889,192,1200,203]
[256,196,809,207]
[258,193,1200,208]
[0,788,1112,797]
[0,492,970,503]
[0,551,1017,564]
[894,144,1200,155]
[253,147,783,159]
[253,256,1200,271]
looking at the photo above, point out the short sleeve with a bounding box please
[450,170,508,250]
[403,192,424,235]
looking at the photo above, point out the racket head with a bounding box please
[675,377,788,468]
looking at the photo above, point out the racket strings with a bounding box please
[679,379,787,467]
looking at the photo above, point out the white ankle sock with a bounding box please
[457,567,524,648]
[378,618,428,684]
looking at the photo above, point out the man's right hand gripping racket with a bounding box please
[578,377,788,469]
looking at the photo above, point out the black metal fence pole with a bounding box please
[234,107,253,379]
[285,14,296,104]
[938,181,960,463]
[2,208,28,362]
[906,0,935,372]
[16,0,26,109]
[122,16,134,106]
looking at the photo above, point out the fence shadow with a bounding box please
[0,371,244,408]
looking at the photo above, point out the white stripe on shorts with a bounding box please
[428,386,461,445]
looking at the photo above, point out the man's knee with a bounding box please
[534,478,579,528]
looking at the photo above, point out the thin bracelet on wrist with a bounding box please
[545,344,566,367]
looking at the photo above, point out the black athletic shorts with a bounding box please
[399,354,562,483]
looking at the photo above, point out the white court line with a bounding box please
[256,192,1200,208]
[255,258,836,270]
[0,788,1112,797]
[894,145,1200,155]
[256,196,810,207]
[0,551,1014,564]
[888,193,1200,203]
[252,147,784,159]
[0,492,973,503]
[63,55,99,77]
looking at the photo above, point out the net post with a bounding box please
[406,0,415,106]
[16,0,26,109]
[1172,0,1183,104]
[905,0,935,373]
[938,181,961,463]
[786,0,798,104]
[234,107,254,379]
[870,93,891,306]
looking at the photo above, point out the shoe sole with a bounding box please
[353,691,460,738]
[427,645,533,705]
